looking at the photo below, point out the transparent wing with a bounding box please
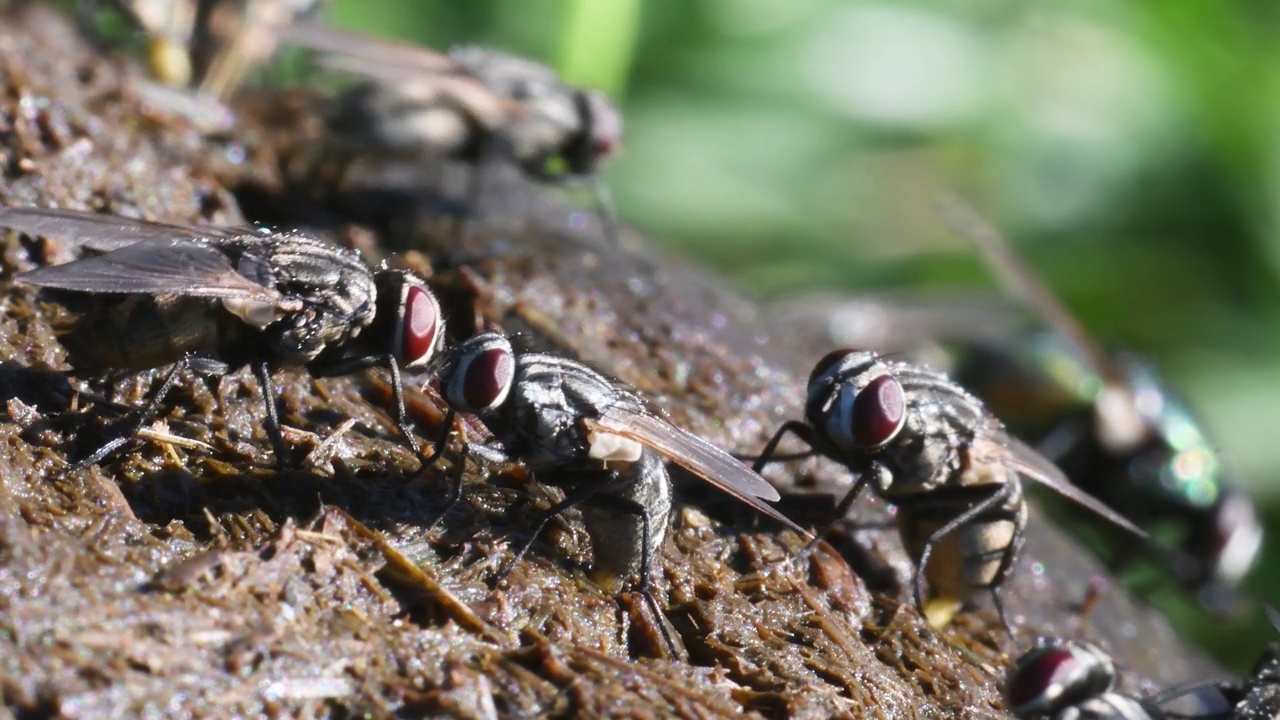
[17,237,280,303]
[281,24,521,128]
[280,23,458,73]
[768,290,1030,353]
[585,410,814,539]
[936,195,1124,386]
[970,429,1148,538]
[0,206,245,252]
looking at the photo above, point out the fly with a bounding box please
[1005,639,1126,719]
[277,24,624,244]
[1007,637,1242,719]
[937,196,1262,613]
[434,333,807,656]
[2,206,445,472]
[753,349,1146,633]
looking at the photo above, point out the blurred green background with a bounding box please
[325,0,1280,673]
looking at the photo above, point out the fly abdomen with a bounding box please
[895,479,1027,599]
[578,450,673,593]
[49,292,241,372]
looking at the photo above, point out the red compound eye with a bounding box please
[446,338,515,413]
[464,348,513,410]
[850,374,905,448]
[399,285,441,367]
[1006,648,1076,709]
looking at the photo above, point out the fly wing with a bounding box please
[936,195,1125,386]
[281,25,522,128]
[17,237,281,303]
[585,410,813,540]
[970,430,1148,538]
[0,206,245,252]
[280,23,458,73]
[768,290,1030,354]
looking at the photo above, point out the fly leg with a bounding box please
[308,353,447,474]
[422,413,475,529]
[750,420,817,473]
[456,133,508,244]
[808,470,880,556]
[426,444,469,531]
[250,360,290,470]
[500,469,622,577]
[59,353,224,476]
[588,177,619,247]
[912,482,1017,634]
[579,491,683,660]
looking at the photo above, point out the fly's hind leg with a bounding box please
[59,354,226,477]
[579,491,683,660]
[911,483,1017,632]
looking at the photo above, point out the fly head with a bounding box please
[369,270,445,371]
[440,332,516,414]
[804,349,908,455]
[564,89,622,176]
[1005,640,1118,719]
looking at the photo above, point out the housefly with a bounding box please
[277,24,623,243]
[1,207,445,472]
[1007,636,1245,719]
[434,333,807,654]
[753,349,1145,632]
[1005,639,1126,719]
[937,196,1262,613]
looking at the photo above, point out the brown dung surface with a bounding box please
[0,4,1222,719]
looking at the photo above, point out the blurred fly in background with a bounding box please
[276,23,624,244]
[937,197,1263,615]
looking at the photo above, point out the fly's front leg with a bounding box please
[309,352,444,472]
[381,353,423,459]
[588,177,619,247]
[750,420,815,473]
[458,133,510,243]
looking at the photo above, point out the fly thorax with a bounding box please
[509,372,588,467]
[877,413,951,497]
[263,306,329,364]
